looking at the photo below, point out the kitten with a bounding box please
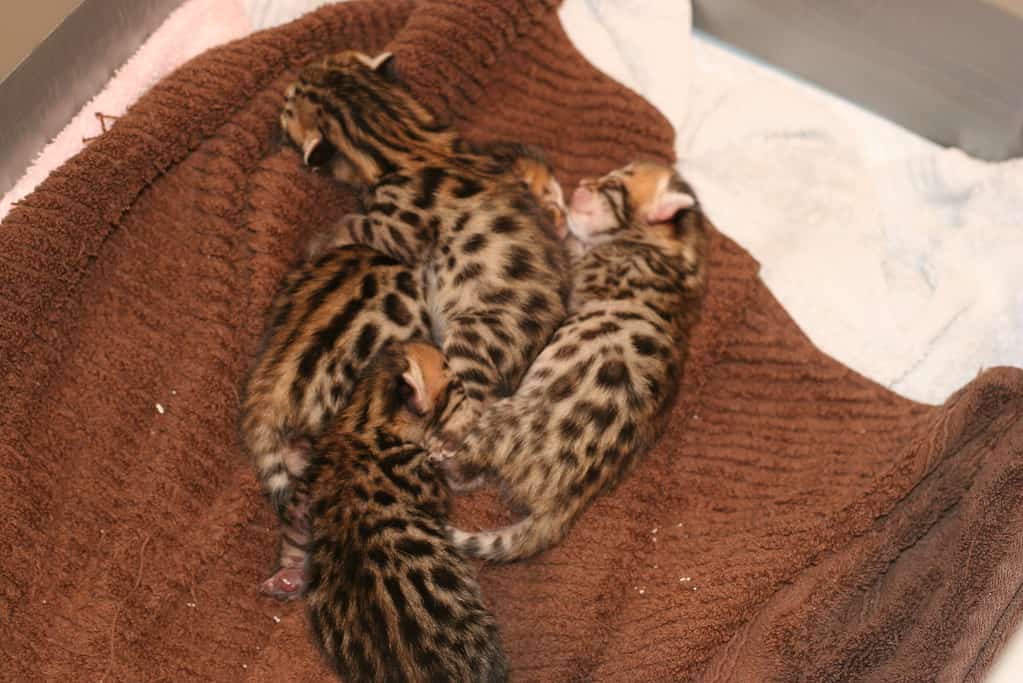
[281,50,570,456]
[304,340,506,682]
[444,161,709,561]
[248,91,566,599]
[241,245,431,599]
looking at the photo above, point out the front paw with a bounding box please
[427,432,459,462]
[427,443,484,494]
[545,202,570,240]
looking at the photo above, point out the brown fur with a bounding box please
[241,245,430,598]
[446,162,709,562]
[280,50,571,454]
[304,341,506,682]
[247,63,568,598]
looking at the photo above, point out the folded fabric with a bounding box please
[679,36,1023,406]
[0,0,251,220]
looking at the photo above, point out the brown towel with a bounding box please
[1,1,1021,680]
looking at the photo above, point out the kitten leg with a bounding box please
[430,310,538,449]
[260,480,311,600]
[429,392,515,494]
[427,336,495,458]
[308,211,434,265]
[427,310,544,493]
[258,443,311,600]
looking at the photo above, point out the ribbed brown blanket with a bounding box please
[2,1,1022,680]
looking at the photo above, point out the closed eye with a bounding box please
[597,180,631,229]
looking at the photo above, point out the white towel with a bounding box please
[676,35,1023,406]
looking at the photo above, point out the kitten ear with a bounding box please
[357,51,396,75]
[302,134,322,165]
[645,188,695,224]
[302,134,335,167]
[376,53,400,82]
[401,357,433,416]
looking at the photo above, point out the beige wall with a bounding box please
[983,0,1023,18]
[0,1,84,81]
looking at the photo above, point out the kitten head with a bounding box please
[345,340,463,446]
[513,150,568,239]
[567,161,697,246]
[280,50,445,185]
[466,141,568,237]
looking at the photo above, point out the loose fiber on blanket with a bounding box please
[1,1,1021,681]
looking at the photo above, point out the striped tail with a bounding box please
[242,416,309,515]
[447,507,575,563]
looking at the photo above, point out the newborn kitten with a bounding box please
[445,161,709,561]
[281,50,570,457]
[249,88,564,599]
[241,245,431,599]
[304,341,506,682]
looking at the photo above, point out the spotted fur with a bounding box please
[304,341,506,682]
[281,50,570,452]
[241,246,431,599]
[247,77,566,598]
[446,162,709,562]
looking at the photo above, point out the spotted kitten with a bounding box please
[241,245,431,599]
[281,50,570,453]
[446,161,709,561]
[247,96,566,600]
[304,340,506,683]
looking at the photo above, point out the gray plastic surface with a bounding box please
[694,0,1023,161]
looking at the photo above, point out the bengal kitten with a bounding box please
[247,121,565,600]
[445,161,709,562]
[304,340,506,683]
[241,245,434,599]
[280,50,570,454]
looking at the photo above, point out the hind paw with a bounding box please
[435,458,485,493]
[259,566,306,601]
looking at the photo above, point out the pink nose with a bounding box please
[571,186,594,210]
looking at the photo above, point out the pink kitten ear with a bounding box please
[302,134,324,166]
[401,359,432,416]
[302,134,336,167]
[644,189,695,223]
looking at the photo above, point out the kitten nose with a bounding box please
[571,186,594,210]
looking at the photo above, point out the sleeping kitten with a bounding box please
[247,93,566,599]
[281,50,571,458]
[241,245,431,599]
[444,161,709,561]
[304,340,506,682]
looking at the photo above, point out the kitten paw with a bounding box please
[305,219,357,260]
[446,472,486,493]
[426,432,460,462]
[428,452,454,465]
[429,453,485,493]
[259,566,306,601]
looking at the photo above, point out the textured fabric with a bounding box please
[0,0,252,220]
[679,36,1023,407]
[1,1,1021,681]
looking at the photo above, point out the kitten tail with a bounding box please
[448,507,574,563]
